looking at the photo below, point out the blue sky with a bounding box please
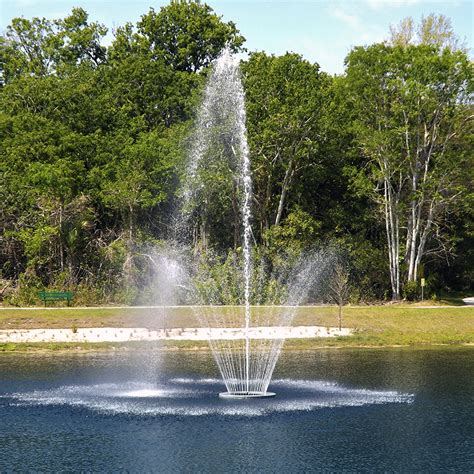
[1,0,472,74]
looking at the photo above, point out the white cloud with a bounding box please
[328,4,386,45]
[365,0,422,9]
[331,7,363,30]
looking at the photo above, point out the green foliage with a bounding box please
[242,52,329,231]
[0,8,107,84]
[264,208,321,254]
[193,251,244,305]
[0,6,471,305]
[403,280,419,301]
[343,42,472,298]
[5,273,44,306]
[134,3,245,72]
[191,249,290,305]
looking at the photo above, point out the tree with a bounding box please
[107,2,244,128]
[389,17,415,47]
[96,131,175,242]
[0,8,107,84]
[242,52,330,234]
[107,51,200,129]
[389,14,464,50]
[344,43,472,299]
[110,2,245,73]
[329,262,350,330]
[0,108,91,282]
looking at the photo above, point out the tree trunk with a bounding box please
[406,189,419,282]
[413,201,435,281]
[231,179,240,249]
[275,159,294,226]
[383,175,400,300]
[200,214,208,253]
[128,204,134,245]
[59,203,64,272]
[123,204,135,287]
[404,111,419,283]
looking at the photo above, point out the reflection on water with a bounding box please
[0,348,472,472]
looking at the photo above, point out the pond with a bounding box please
[1,347,472,472]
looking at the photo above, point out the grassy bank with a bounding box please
[0,304,472,352]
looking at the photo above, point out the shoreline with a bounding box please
[1,341,472,354]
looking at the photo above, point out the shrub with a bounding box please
[403,280,419,301]
[5,272,44,306]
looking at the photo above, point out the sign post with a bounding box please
[420,278,426,301]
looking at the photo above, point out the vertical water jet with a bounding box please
[180,47,330,398]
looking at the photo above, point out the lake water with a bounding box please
[1,348,472,472]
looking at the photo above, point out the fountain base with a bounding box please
[219,391,276,399]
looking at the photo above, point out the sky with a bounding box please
[1,0,472,74]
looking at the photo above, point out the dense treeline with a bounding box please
[0,3,472,304]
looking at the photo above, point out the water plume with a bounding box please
[179,47,335,397]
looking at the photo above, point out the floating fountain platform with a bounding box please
[219,391,276,399]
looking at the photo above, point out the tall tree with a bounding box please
[0,8,107,84]
[344,43,472,299]
[110,2,244,73]
[389,13,465,50]
[242,52,330,234]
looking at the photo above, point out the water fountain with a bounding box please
[179,48,330,398]
[0,48,425,474]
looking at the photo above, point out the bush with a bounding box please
[403,280,419,301]
[5,272,44,306]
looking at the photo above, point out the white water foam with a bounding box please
[6,378,414,417]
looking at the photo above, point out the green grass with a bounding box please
[292,306,474,345]
[0,342,114,352]
[0,307,197,329]
[0,305,472,351]
[0,340,210,353]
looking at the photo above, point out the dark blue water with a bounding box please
[1,348,472,472]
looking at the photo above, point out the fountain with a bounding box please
[177,48,331,399]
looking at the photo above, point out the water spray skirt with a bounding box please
[219,391,276,399]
